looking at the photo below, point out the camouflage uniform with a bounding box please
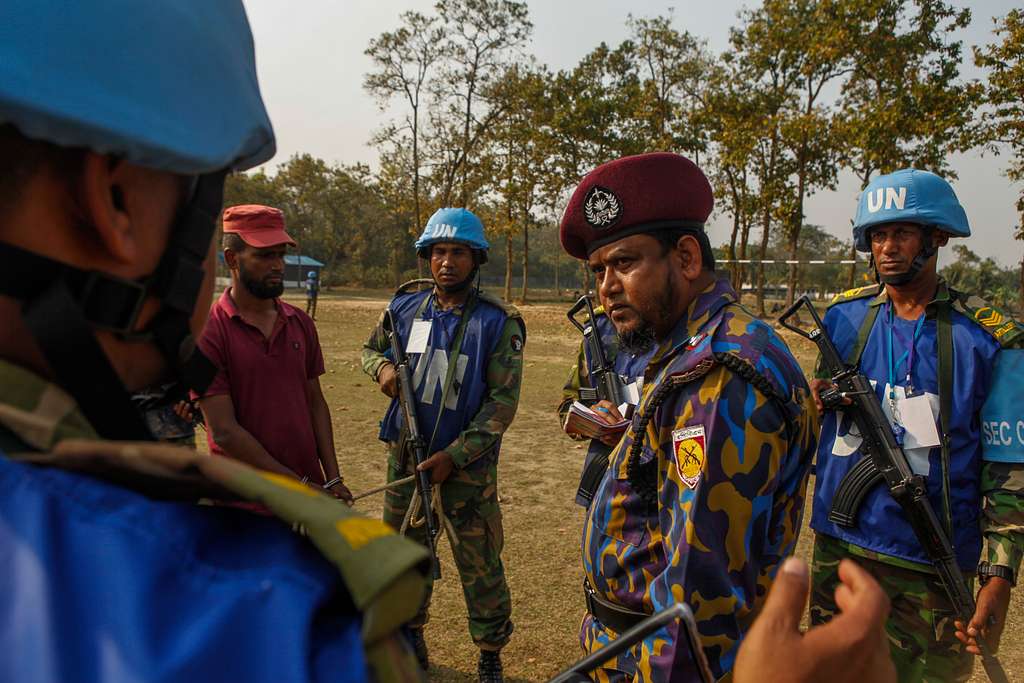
[580,278,818,682]
[0,358,428,683]
[362,286,525,650]
[810,534,973,682]
[810,283,1024,682]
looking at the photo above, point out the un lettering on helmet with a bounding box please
[866,187,907,213]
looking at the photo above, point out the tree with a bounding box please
[365,11,444,242]
[975,9,1024,307]
[836,0,975,286]
[625,13,716,160]
[727,7,804,315]
[431,0,532,207]
[941,244,1021,311]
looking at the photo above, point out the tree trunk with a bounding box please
[756,212,771,317]
[847,242,857,289]
[555,247,560,296]
[738,213,751,299]
[579,260,591,295]
[727,206,740,291]
[786,223,801,305]
[520,222,529,303]
[504,235,513,302]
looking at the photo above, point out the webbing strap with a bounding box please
[406,289,476,456]
[848,303,881,367]
[936,299,955,538]
[23,280,152,440]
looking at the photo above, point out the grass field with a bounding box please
[271,290,1021,682]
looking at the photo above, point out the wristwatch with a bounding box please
[977,562,1016,587]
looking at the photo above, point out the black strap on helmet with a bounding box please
[0,171,225,440]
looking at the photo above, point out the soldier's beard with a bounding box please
[618,326,658,355]
[616,285,675,355]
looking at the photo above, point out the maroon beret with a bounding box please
[559,152,714,260]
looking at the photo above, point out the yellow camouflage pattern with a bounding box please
[579,279,817,682]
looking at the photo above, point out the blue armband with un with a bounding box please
[981,348,1024,462]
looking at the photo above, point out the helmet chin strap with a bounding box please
[0,171,225,440]
[875,227,937,287]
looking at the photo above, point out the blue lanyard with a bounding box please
[886,303,926,399]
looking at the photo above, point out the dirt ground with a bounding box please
[270,291,1021,682]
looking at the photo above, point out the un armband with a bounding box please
[981,348,1024,463]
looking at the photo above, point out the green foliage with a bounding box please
[941,244,1021,311]
[237,2,1019,304]
[975,9,1024,242]
[226,156,418,288]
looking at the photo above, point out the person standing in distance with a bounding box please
[362,208,525,683]
[195,205,352,502]
[809,169,1024,681]
[560,152,819,681]
[306,269,320,320]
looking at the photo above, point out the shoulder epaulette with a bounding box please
[952,293,1024,348]
[593,304,606,316]
[393,278,434,297]
[476,290,522,320]
[828,284,881,307]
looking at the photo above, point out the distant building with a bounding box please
[284,255,324,289]
[216,253,325,290]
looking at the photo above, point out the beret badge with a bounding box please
[583,186,622,230]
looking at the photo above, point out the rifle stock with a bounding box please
[779,296,1008,683]
[383,309,442,580]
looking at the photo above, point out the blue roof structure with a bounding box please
[285,255,325,267]
[216,253,325,267]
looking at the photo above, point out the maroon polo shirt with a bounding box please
[197,289,326,483]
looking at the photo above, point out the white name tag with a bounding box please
[896,390,941,450]
[406,320,431,354]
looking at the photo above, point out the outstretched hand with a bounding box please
[734,557,895,683]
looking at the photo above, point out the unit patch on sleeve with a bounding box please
[672,425,706,489]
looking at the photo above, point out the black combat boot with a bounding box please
[477,649,503,683]
[409,628,429,671]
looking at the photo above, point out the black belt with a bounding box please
[583,579,649,634]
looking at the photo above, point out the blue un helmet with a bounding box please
[852,169,970,286]
[0,0,274,440]
[0,0,274,173]
[308,270,317,279]
[415,208,490,264]
[853,169,970,252]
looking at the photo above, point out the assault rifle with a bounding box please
[382,309,442,580]
[568,295,626,407]
[779,296,1008,683]
[568,295,627,504]
[548,604,713,683]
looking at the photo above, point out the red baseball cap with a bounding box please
[222,204,296,248]
[560,152,713,260]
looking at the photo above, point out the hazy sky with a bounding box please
[243,0,1023,269]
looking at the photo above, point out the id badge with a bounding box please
[406,320,431,354]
